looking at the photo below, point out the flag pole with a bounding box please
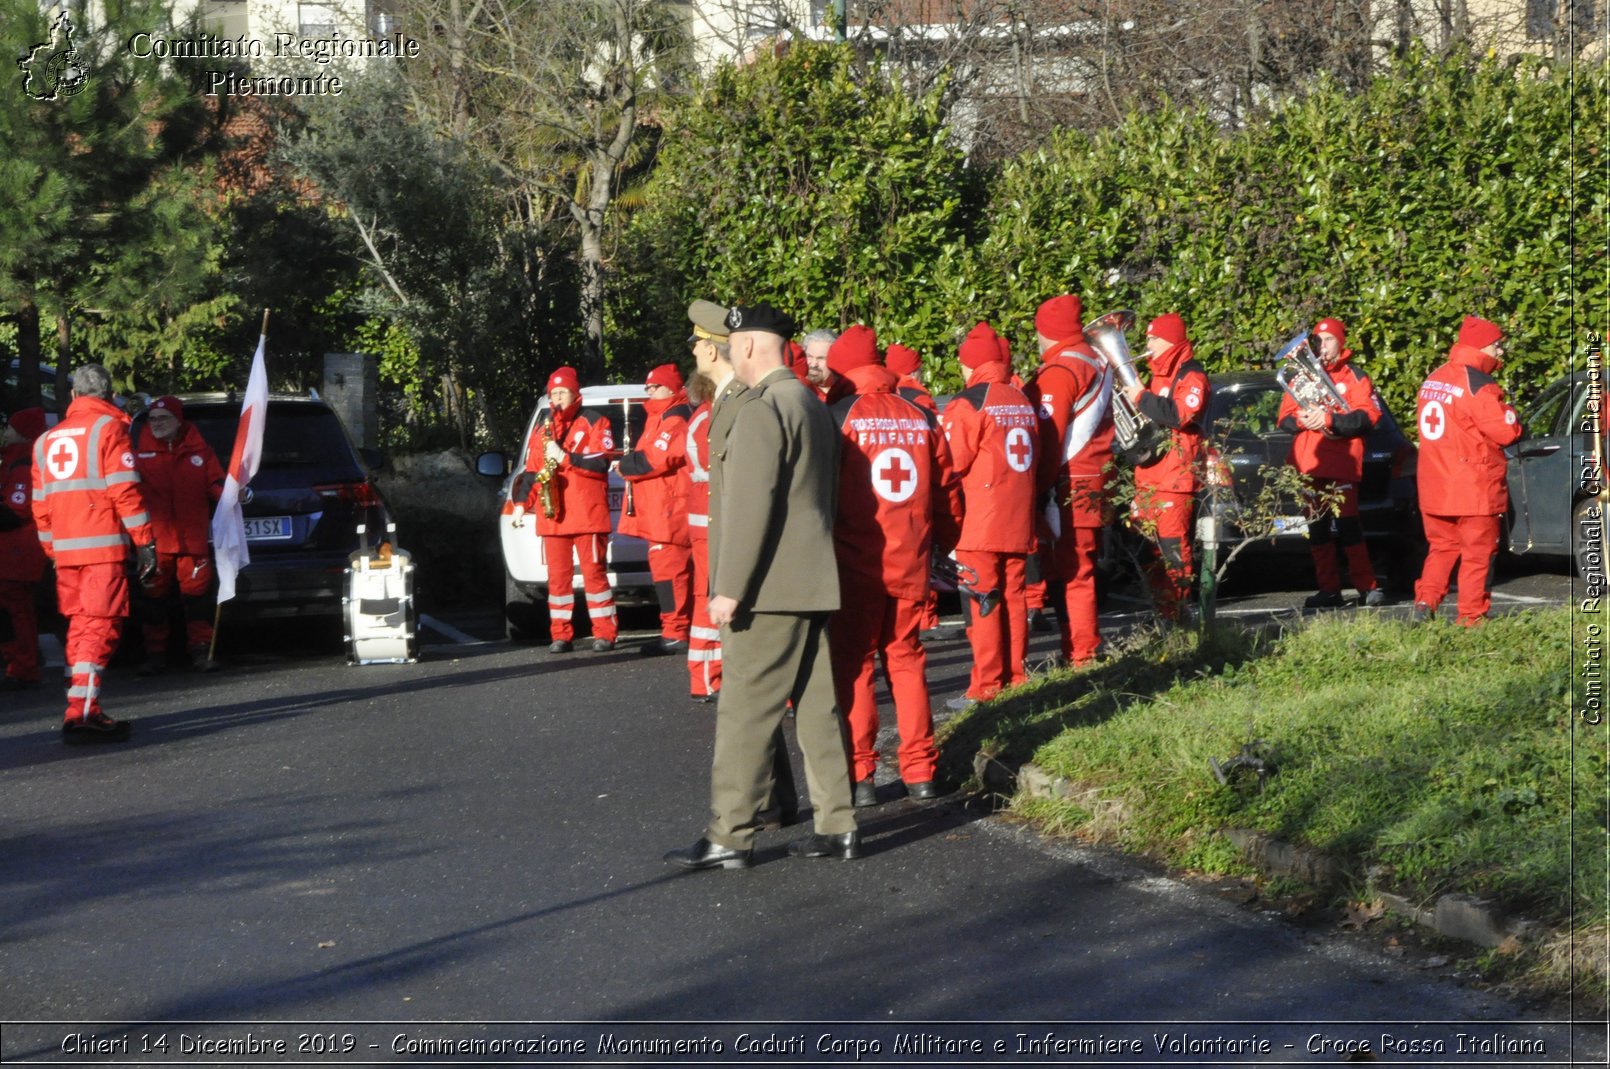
[209,309,270,664]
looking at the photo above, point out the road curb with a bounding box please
[1011,758,1541,953]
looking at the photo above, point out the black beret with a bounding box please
[724,301,797,339]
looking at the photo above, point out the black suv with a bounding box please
[134,394,391,618]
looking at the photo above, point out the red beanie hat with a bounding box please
[1457,315,1503,349]
[6,406,47,441]
[1035,295,1084,341]
[645,363,683,391]
[959,322,1004,369]
[1313,318,1346,346]
[149,395,184,420]
[546,366,581,395]
[1146,313,1187,347]
[885,343,921,376]
[826,324,880,375]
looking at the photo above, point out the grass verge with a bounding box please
[938,608,1604,999]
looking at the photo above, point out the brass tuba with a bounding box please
[1274,332,1349,414]
[1085,308,1169,467]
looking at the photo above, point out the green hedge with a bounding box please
[612,47,1605,414]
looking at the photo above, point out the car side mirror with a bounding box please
[476,451,509,478]
[359,447,389,473]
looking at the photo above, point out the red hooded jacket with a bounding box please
[683,401,713,540]
[32,395,154,566]
[1276,350,1382,483]
[830,365,959,600]
[940,361,1037,554]
[517,400,615,536]
[1134,340,1211,495]
[1028,340,1116,528]
[1,434,48,583]
[1416,343,1522,516]
[134,420,226,556]
[617,391,692,546]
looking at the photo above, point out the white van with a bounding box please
[478,384,654,640]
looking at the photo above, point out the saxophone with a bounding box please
[535,419,560,519]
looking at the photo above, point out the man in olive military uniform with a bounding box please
[665,302,859,869]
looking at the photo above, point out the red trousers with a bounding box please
[140,551,215,654]
[56,562,128,722]
[1047,526,1103,665]
[1415,513,1501,625]
[688,534,722,698]
[1133,491,1195,621]
[543,533,617,642]
[829,586,936,784]
[0,579,41,684]
[1305,481,1378,595]
[647,540,693,641]
[955,550,1028,700]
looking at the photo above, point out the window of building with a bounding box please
[299,2,339,38]
[200,0,249,39]
[1527,0,1601,39]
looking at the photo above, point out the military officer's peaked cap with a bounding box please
[688,300,733,341]
[724,301,797,339]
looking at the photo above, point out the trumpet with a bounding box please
[931,555,1000,618]
[1274,332,1349,414]
[1084,308,1168,467]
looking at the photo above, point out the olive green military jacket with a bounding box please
[709,366,840,612]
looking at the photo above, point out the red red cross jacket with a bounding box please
[1276,351,1382,483]
[895,375,938,418]
[32,395,154,565]
[617,392,691,546]
[1416,343,1522,516]
[1134,342,1210,495]
[830,365,959,601]
[940,362,1037,554]
[0,439,48,582]
[683,401,713,540]
[134,421,225,556]
[516,401,615,536]
[1028,341,1116,528]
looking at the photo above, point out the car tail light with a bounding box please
[313,480,383,508]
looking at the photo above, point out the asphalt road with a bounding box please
[0,556,1596,1067]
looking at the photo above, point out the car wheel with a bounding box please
[504,571,547,643]
[1572,496,1607,580]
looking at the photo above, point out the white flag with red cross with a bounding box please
[211,330,269,603]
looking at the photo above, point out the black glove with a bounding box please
[135,542,159,584]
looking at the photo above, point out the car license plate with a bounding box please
[244,516,293,542]
[1272,515,1309,535]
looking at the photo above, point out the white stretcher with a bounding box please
[344,521,419,665]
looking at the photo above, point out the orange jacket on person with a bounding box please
[0,410,49,583]
[1276,351,1382,484]
[1133,331,1210,496]
[517,400,615,536]
[683,400,714,539]
[32,395,154,566]
[134,420,225,556]
[830,363,959,602]
[1028,340,1116,529]
[940,360,1038,555]
[1416,342,1523,516]
[617,391,692,547]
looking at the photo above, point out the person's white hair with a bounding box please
[71,365,114,400]
[800,329,838,349]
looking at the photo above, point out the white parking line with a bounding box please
[418,614,483,644]
[1488,592,1553,604]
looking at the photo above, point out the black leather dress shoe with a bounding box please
[852,778,878,808]
[905,780,938,800]
[787,830,861,860]
[663,837,752,871]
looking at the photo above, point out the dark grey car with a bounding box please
[1505,370,1600,576]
